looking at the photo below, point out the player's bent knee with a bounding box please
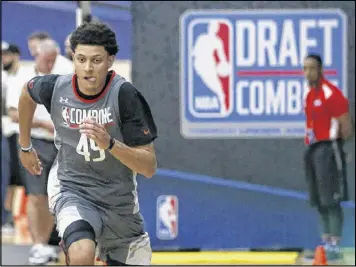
[63,220,96,265]
[68,239,96,265]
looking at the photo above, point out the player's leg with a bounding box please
[317,206,331,244]
[304,147,319,209]
[328,203,343,245]
[312,142,344,260]
[100,211,152,266]
[61,221,97,265]
[24,138,58,265]
[326,141,347,260]
[329,140,348,248]
[303,147,328,260]
[53,193,103,265]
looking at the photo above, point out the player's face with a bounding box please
[36,51,57,74]
[73,44,114,92]
[303,58,321,85]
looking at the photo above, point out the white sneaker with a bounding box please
[28,244,59,265]
[1,222,15,236]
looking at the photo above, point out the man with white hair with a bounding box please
[27,31,73,74]
[6,39,73,265]
[27,32,52,58]
[35,39,73,75]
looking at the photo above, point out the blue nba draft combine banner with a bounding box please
[180,9,347,138]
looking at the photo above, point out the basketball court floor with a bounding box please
[2,233,355,265]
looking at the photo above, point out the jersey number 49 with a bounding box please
[76,134,106,162]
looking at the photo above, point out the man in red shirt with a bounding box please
[303,54,353,261]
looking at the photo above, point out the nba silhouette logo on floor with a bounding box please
[187,18,233,118]
[156,195,178,240]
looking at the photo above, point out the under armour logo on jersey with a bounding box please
[60,97,69,103]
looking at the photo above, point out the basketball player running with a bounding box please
[192,20,230,115]
[17,22,158,266]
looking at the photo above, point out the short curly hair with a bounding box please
[70,22,119,56]
[305,54,323,69]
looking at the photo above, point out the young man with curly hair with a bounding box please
[17,22,158,266]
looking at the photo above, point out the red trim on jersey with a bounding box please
[304,77,349,145]
[72,71,116,103]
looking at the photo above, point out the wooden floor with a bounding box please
[1,234,104,266]
[4,185,354,265]
[2,232,355,265]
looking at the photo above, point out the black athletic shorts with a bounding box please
[304,139,348,208]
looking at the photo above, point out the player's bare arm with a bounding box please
[79,117,157,178]
[109,141,157,179]
[17,82,43,176]
[18,82,38,147]
[337,112,354,140]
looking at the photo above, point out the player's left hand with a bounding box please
[79,117,111,150]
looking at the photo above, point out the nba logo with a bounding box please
[185,18,233,118]
[156,195,178,240]
[62,106,70,126]
[180,10,346,138]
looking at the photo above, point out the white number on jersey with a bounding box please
[76,134,106,162]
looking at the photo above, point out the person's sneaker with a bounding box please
[28,244,59,265]
[1,221,15,236]
[2,212,15,236]
[325,244,343,262]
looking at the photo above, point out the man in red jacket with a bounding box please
[303,54,353,261]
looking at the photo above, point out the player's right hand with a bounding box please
[19,148,43,176]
